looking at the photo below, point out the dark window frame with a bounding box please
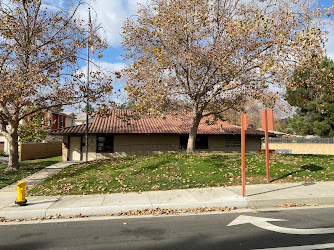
[60,116,64,128]
[179,134,209,150]
[96,135,114,153]
[180,135,188,149]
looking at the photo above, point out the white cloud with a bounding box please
[77,60,126,86]
[65,61,127,112]
[77,0,145,47]
[92,61,126,72]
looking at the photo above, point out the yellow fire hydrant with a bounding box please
[15,181,28,206]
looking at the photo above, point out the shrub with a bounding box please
[0,150,8,157]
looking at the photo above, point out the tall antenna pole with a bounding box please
[85,7,91,162]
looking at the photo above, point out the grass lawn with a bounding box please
[0,156,62,189]
[28,153,334,196]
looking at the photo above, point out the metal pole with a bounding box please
[241,113,247,197]
[85,8,90,162]
[264,110,270,183]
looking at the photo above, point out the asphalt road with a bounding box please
[0,207,334,250]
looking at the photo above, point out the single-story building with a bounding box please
[50,110,272,161]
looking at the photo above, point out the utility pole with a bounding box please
[85,7,91,162]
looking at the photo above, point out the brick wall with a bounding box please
[19,141,62,161]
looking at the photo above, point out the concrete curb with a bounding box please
[0,200,250,220]
[0,187,250,219]
[1,183,334,220]
[247,196,334,208]
[2,196,333,220]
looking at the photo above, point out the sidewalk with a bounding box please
[0,156,8,165]
[0,162,333,220]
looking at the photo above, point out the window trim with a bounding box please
[96,135,114,153]
[60,116,64,128]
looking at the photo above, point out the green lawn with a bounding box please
[28,153,334,196]
[0,156,62,189]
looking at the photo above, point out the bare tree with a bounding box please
[0,0,113,170]
[122,0,332,152]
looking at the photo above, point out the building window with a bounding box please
[195,135,208,149]
[180,135,188,149]
[179,135,208,149]
[97,135,114,153]
[60,116,64,128]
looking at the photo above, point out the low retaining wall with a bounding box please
[262,142,334,155]
[19,141,62,161]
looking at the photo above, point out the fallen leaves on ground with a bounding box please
[274,203,318,208]
[118,206,237,216]
[0,206,238,223]
[0,213,89,223]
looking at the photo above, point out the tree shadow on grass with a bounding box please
[128,160,172,176]
[271,164,324,182]
[300,164,324,171]
[51,162,102,179]
[208,154,234,160]
[201,154,238,168]
[57,158,172,179]
[20,160,60,170]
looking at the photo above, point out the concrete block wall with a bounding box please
[209,135,261,153]
[19,141,62,161]
[264,143,334,155]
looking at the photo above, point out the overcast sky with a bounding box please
[64,0,334,112]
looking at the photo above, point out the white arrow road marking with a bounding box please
[253,242,334,250]
[227,215,334,235]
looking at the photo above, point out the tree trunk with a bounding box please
[6,124,20,171]
[187,112,202,153]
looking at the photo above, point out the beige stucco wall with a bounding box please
[246,137,262,152]
[114,134,180,155]
[114,134,179,145]
[87,135,180,160]
[71,134,180,161]
[82,135,98,161]
[263,143,334,155]
[65,116,75,127]
[0,133,9,154]
[62,136,69,161]
[64,135,99,161]
[19,141,62,161]
[63,134,262,161]
[45,135,63,142]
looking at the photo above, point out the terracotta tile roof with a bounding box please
[50,109,268,136]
